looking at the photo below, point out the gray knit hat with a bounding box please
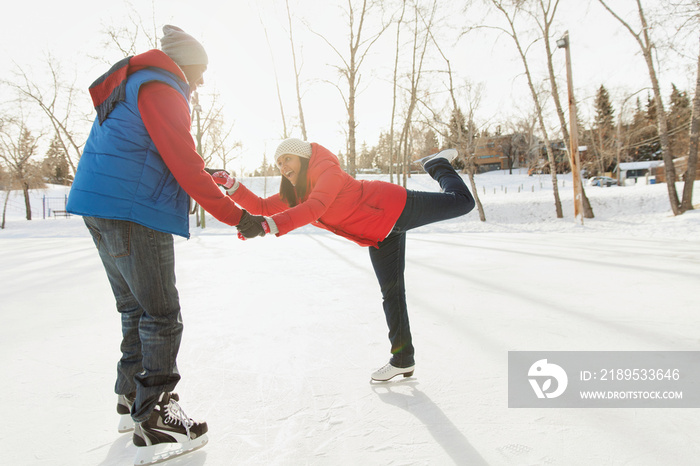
[160,25,208,66]
[275,138,312,160]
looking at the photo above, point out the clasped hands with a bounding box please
[237,211,270,239]
[206,168,269,240]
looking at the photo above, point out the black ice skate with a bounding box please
[132,392,208,465]
[117,392,136,433]
[119,393,182,433]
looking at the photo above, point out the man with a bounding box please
[67,25,260,464]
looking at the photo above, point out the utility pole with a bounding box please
[557,31,584,225]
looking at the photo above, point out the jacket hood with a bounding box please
[308,143,341,177]
[88,49,187,124]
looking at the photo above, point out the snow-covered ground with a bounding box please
[2,170,700,465]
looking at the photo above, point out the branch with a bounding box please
[597,0,647,52]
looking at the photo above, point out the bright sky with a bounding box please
[0,0,694,174]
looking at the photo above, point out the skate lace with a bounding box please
[164,398,194,438]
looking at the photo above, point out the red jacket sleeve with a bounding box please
[270,165,345,235]
[138,82,243,226]
[231,183,289,216]
[232,163,344,236]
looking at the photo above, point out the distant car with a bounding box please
[589,176,619,187]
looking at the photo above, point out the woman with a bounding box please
[213,138,475,381]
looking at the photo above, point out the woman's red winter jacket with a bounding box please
[231,143,407,247]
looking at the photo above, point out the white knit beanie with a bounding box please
[160,25,209,66]
[274,138,312,161]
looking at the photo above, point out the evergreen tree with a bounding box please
[632,97,646,127]
[594,85,615,134]
[646,92,657,124]
[336,151,346,171]
[358,142,375,170]
[447,108,467,148]
[420,129,440,157]
[254,154,276,177]
[374,132,392,173]
[42,136,72,185]
[668,84,691,160]
[446,108,474,171]
[627,93,660,161]
[592,85,617,172]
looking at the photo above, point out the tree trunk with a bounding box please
[493,0,563,217]
[680,38,700,212]
[389,0,406,185]
[348,69,357,178]
[194,96,205,229]
[397,1,432,187]
[468,170,486,222]
[645,48,681,214]
[286,0,307,141]
[311,0,388,179]
[598,0,680,214]
[23,182,31,220]
[1,190,10,229]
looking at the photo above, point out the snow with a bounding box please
[1,170,700,466]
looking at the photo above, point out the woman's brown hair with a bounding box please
[279,157,310,207]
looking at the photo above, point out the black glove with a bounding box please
[236,210,270,239]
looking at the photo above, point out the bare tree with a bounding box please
[533,0,594,218]
[192,91,241,171]
[92,0,159,63]
[425,15,487,221]
[395,0,436,186]
[597,0,682,214]
[2,60,87,176]
[0,111,44,220]
[455,104,488,221]
[512,112,543,172]
[681,37,699,211]
[260,15,290,139]
[1,163,10,229]
[286,0,308,140]
[660,0,699,211]
[389,0,407,184]
[204,115,241,173]
[485,0,564,218]
[190,89,241,227]
[312,0,391,177]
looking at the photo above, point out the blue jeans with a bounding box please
[84,217,182,422]
[368,159,475,368]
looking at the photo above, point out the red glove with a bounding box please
[205,168,236,190]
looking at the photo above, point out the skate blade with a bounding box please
[133,434,209,465]
[370,370,415,383]
[118,414,134,433]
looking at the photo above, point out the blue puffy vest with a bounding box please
[67,68,192,237]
